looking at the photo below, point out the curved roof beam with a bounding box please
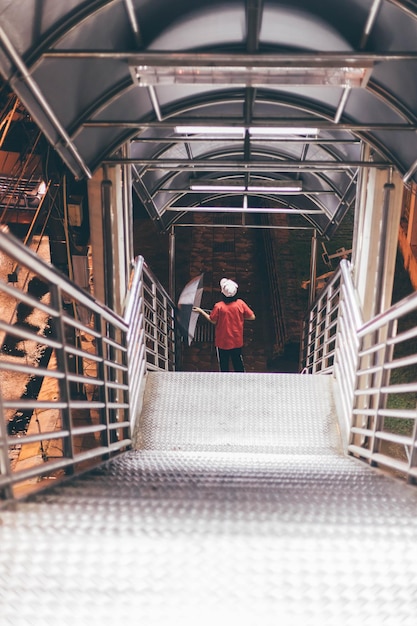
[0,24,91,178]
[23,1,121,67]
[386,0,417,19]
[146,141,357,216]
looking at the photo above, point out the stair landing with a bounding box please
[134,371,341,455]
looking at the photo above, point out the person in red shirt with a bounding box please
[193,278,255,372]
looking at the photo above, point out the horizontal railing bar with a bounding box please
[358,288,417,339]
[352,407,417,419]
[354,382,417,395]
[61,314,105,338]
[4,440,132,485]
[105,380,129,391]
[64,344,104,361]
[3,400,68,410]
[0,457,76,486]
[347,444,373,459]
[375,431,414,445]
[387,324,417,346]
[356,364,382,376]
[0,362,65,378]
[106,402,129,410]
[0,279,57,317]
[348,446,412,474]
[0,321,62,349]
[358,341,388,359]
[108,421,130,430]
[379,408,417,418]
[8,430,71,445]
[0,231,127,327]
[350,426,372,436]
[381,382,417,393]
[71,424,106,435]
[366,452,410,473]
[3,400,105,410]
[103,359,128,372]
[102,336,128,351]
[384,353,417,369]
[66,373,104,386]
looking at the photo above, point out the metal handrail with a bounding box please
[124,255,176,434]
[302,259,417,484]
[332,261,363,438]
[300,266,343,374]
[0,231,176,500]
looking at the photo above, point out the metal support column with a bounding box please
[309,229,318,306]
[101,173,115,311]
[169,226,175,300]
[375,176,395,315]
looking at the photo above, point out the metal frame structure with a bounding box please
[302,259,417,483]
[0,230,175,500]
[2,1,417,238]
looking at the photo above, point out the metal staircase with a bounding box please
[2,371,417,625]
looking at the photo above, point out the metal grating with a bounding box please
[134,372,340,454]
[1,372,417,625]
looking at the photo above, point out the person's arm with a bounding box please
[243,301,256,321]
[193,306,216,324]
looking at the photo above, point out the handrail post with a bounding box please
[0,394,13,500]
[169,226,175,300]
[308,229,317,307]
[49,283,75,471]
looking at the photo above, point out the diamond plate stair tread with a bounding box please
[2,449,417,626]
[135,372,341,454]
[2,373,417,625]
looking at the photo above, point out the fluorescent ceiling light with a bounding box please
[247,182,302,192]
[249,127,319,137]
[167,206,319,214]
[175,125,318,137]
[175,125,245,136]
[190,180,302,193]
[190,181,246,192]
[132,65,368,88]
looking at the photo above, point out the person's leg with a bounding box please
[230,347,245,372]
[217,348,230,372]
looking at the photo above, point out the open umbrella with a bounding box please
[177,274,204,345]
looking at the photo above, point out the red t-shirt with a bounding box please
[210,299,254,349]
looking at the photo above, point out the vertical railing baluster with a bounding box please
[49,283,75,471]
[0,394,13,500]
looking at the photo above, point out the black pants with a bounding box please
[217,347,245,372]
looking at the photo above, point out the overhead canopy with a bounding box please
[1,0,417,235]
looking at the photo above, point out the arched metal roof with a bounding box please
[1,0,417,234]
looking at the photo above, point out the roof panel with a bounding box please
[1,0,417,232]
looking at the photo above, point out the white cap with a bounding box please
[220,278,238,297]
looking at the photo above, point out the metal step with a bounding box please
[1,372,417,625]
[135,371,341,454]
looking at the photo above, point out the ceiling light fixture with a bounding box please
[167,206,318,214]
[132,64,368,88]
[249,127,319,137]
[190,180,246,192]
[189,180,303,193]
[175,125,318,137]
[247,181,303,192]
[175,125,245,137]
